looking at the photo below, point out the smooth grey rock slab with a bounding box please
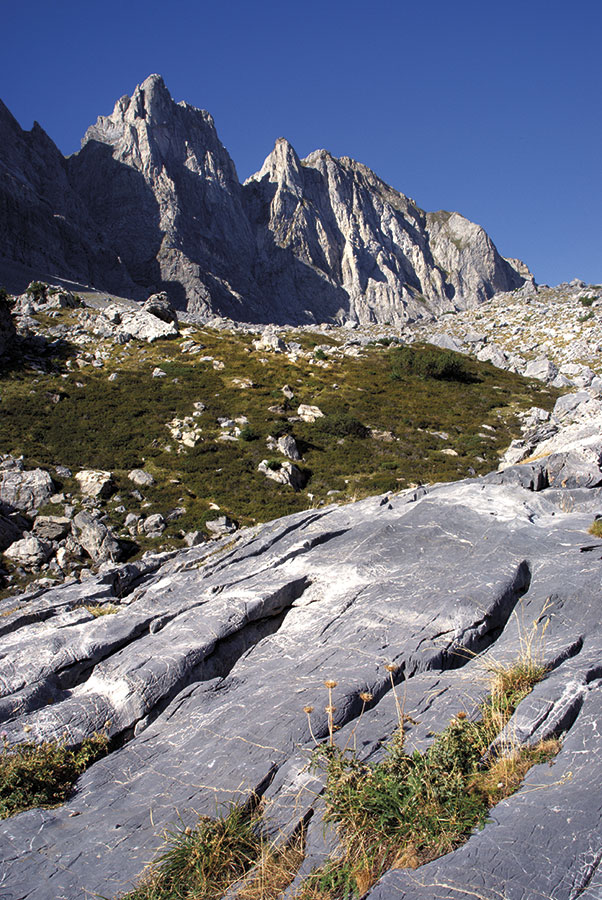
[0,474,601,899]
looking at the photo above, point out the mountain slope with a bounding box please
[0,75,530,324]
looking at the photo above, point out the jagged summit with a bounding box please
[0,74,530,323]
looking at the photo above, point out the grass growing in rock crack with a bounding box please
[300,657,557,900]
[117,803,304,900]
[115,651,558,900]
[0,733,108,819]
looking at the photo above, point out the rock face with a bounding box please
[0,462,601,899]
[0,99,133,295]
[244,141,525,324]
[0,76,528,324]
[68,74,258,319]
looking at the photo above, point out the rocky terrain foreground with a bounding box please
[1,437,601,897]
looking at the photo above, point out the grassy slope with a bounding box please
[0,310,557,550]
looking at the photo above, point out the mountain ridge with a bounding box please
[0,74,530,324]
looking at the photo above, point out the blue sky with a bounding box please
[3,0,601,286]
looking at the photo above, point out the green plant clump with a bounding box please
[390,345,474,382]
[302,659,555,899]
[588,519,602,538]
[0,734,109,819]
[120,804,263,900]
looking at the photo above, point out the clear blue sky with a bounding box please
[3,0,601,286]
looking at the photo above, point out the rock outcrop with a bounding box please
[0,76,529,324]
[0,457,601,899]
[244,140,525,324]
[0,99,133,296]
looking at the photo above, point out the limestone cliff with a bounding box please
[0,75,530,323]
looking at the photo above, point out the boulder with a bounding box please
[128,469,155,487]
[139,514,166,538]
[142,292,178,326]
[33,515,71,542]
[0,465,55,512]
[71,511,123,564]
[277,434,301,460]
[3,534,52,568]
[524,356,558,383]
[121,309,179,343]
[75,470,115,500]
[258,459,306,490]
[297,404,324,422]
[205,516,237,537]
[253,329,286,352]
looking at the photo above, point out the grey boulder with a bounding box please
[70,510,123,564]
[0,464,55,512]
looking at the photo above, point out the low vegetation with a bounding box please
[588,518,602,538]
[0,307,557,564]
[0,733,108,819]
[115,646,558,900]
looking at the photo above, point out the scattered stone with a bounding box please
[128,469,155,487]
[524,357,558,383]
[4,534,52,568]
[71,511,123,564]
[152,367,167,378]
[142,292,178,326]
[297,404,324,422]
[205,516,237,537]
[258,459,306,490]
[75,470,115,500]
[33,516,71,542]
[267,434,301,460]
[139,514,166,538]
[0,464,55,512]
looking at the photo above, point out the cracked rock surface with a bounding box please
[0,470,601,899]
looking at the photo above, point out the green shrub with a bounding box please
[315,414,369,439]
[0,734,108,819]
[26,281,47,302]
[579,296,596,307]
[119,803,263,899]
[239,425,259,442]
[314,348,327,360]
[391,346,474,382]
[302,656,556,898]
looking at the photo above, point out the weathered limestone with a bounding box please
[0,468,601,899]
[0,461,54,512]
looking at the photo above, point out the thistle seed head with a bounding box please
[303,706,314,715]
[385,663,398,673]
[323,679,338,689]
[359,691,373,702]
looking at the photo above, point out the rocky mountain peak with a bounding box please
[248,137,304,196]
[1,74,531,324]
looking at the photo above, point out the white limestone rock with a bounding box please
[75,470,115,500]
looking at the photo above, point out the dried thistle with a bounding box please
[359,691,373,703]
[323,680,338,689]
